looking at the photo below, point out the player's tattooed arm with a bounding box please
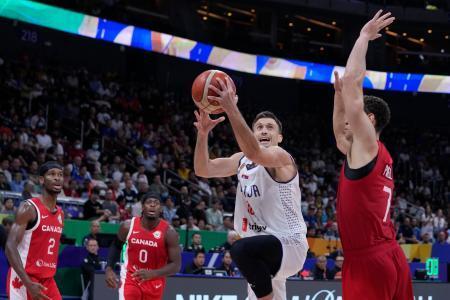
[332,71,350,155]
[6,201,50,299]
[132,228,181,282]
[105,220,130,288]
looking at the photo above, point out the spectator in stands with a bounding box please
[421,233,433,244]
[327,256,344,280]
[0,217,13,250]
[398,217,418,244]
[187,232,205,252]
[183,251,205,275]
[163,196,177,222]
[0,172,11,191]
[0,160,12,183]
[86,142,101,164]
[435,231,448,245]
[131,164,148,185]
[36,127,52,151]
[171,215,181,229]
[9,172,25,193]
[324,222,339,240]
[411,218,421,241]
[83,191,110,221]
[21,181,34,200]
[222,215,234,232]
[177,161,190,181]
[119,178,138,204]
[192,200,207,225]
[304,205,317,228]
[102,189,120,223]
[217,250,236,276]
[180,216,200,231]
[311,255,329,280]
[176,194,193,222]
[219,230,239,251]
[149,174,168,199]
[433,209,447,234]
[1,198,16,215]
[306,227,317,238]
[81,238,100,300]
[206,199,223,231]
[83,221,101,246]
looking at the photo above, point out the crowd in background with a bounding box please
[0,55,449,270]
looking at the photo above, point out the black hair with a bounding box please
[192,232,201,238]
[194,249,205,257]
[252,111,283,134]
[363,95,391,133]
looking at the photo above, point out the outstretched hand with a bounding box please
[193,110,225,136]
[360,10,395,41]
[207,77,238,114]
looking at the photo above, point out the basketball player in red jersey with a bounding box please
[5,161,64,300]
[105,192,181,300]
[333,11,413,299]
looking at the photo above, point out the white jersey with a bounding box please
[234,156,307,246]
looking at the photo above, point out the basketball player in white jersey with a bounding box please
[194,78,308,300]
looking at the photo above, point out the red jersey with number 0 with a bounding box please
[19,197,63,278]
[121,218,169,283]
[337,141,396,252]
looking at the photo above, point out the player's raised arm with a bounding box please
[193,109,243,178]
[105,220,130,289]
[208,78,292,168]
[332,71,350,155]
[341,10,394,165]
[6,201,50,300]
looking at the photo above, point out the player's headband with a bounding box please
[39,161,63,176]
[141,192,161,203]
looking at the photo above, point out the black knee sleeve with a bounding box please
[230,236,282,298]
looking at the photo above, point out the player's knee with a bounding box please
[230,238,247,265]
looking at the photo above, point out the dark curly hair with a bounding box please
[252,111,283,134]
[363,95,391,133]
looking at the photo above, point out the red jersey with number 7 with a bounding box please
[19,197,64,278]
[337,141,396,252]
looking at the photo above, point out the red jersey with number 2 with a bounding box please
[337,141,396,251]
[21,197,63,278]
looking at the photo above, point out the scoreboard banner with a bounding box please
[92,274,450,299]
[0,0,449,94]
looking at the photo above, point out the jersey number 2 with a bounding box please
[48,238,56,255]
[382,186,392,222]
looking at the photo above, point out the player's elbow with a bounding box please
[342,73,364,87]
[194,166,211,178]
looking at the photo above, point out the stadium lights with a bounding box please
[289,22,293,27]
[427,29,432,34]
[420,38,425,42]
[445,35,449,40]
[307,27,311,32]
[402,33,407,37]
[332,21,336,25]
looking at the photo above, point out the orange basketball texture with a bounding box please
[191,70,236,114]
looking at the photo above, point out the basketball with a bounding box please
[191,70,236,114]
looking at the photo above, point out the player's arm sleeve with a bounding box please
[5,201,36,287]
[106,220,129,268]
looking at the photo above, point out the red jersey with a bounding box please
[120,217,169,287]
[337,141,396,252]
[19,198,64,278]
